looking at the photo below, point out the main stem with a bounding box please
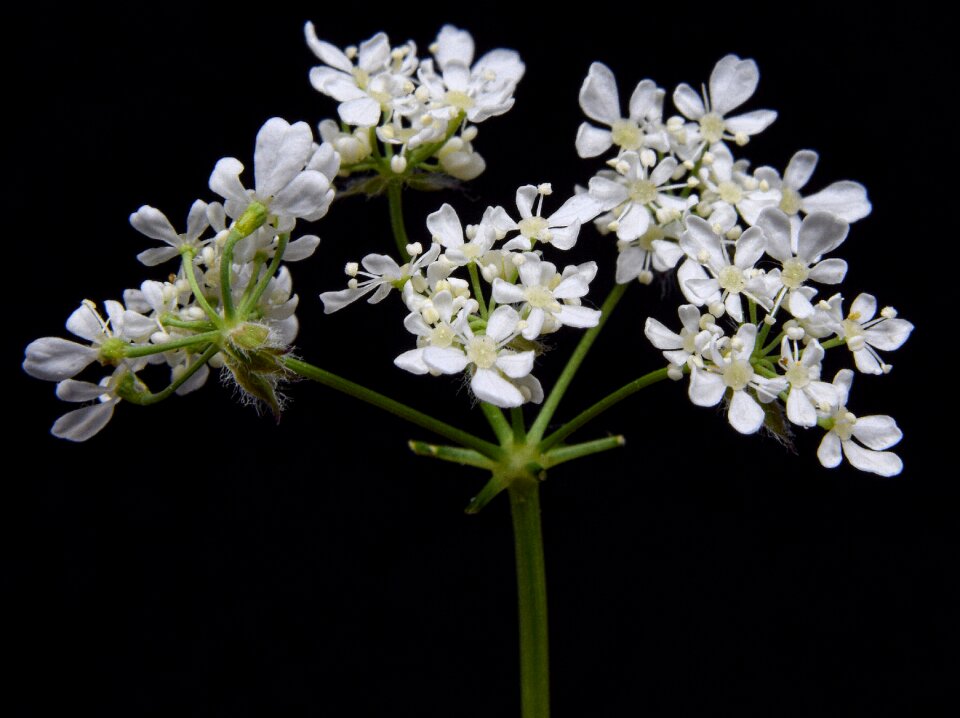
[387,181,410,260]
[509,479,550,718]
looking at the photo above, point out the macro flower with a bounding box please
[130,200,211,266]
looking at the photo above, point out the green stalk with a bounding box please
[528,283,628,443]
[180,251,222,325]
[239,233,289,316]
[407,441,495,469]
[219,227,244,321]
[543,435,625,467]
[387,181,410,261]
[481,402,513,445]
[121,344,220,406]
[283,357,502,459]
[468,261,488,319]
[123,330,222,358]
[509,479,550,718]
[538,367,671,452]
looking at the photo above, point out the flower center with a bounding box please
[638,224,666,251]
[785,363,810,389]
[779,186,803,215]
[843,319,866,351]
[628,179,658,205]
[466,335,498,369]
[722,359,754,391]
[717,181,742,205]
[518,216,549,240]
[611,119,642,150]
[833,407,857,441]
[718,265,746,293]
[429,324,455,348]
[352,67,370,89]
[699,112,725,143]
[781,258,809,289]
[444,90,475,111]
[524,285,558,310]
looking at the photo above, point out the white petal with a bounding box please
[644,317,682,350]
[522,308,545,340]
[650,157,678,187]
[817,432,843,468]
[786,289,815,319]
[832,369,854,405]
[734,227,765,268]
[423,346,470,375]
[550,194,601,226]
[394,348,429,375]
[786,387,817,427]
[556,305,601,328]
[728,390,764,434]
[283,235,321,262]
[852,347,883,375]
[802,182,871,222]
[254,119,314,199]
[688,366,725,407]
[548,222,581,251]
[51,401,116,442]
[754,207,793,262]
[588,176,628,210]
[270,170,332,220]
[850,294,877,322]
[485,305,520,342]
[575,123,614,158]
[579,62,621,125]
[304,23,353,72]
[209,157,248,205]
[852,415,902,451]
[496,350,534,378]
[806,258,847,284]
[320,286,374,313]
[55,379,108,402]
[784,150,818,190]
[362,253,401,277]
[434,24,474,67]
[724,110,777,135]
[175,362,210,396]
[628,79,660,121]
[357,32,391,72]
[708,55,759,115]
[672,83,705,120]
[492,279,525,305]
[617,203,650,241]
[471,369,524,408]
[797,212,848,262]
[426,204,464,248]
[864,319,913,352]
[338,96,383,128]
[24,337,98,381]
[677,259,716,305]
[129,205,179,246]
[136,246,180,266]
[515,185,538,219]
[842,441,902,477]
[615,247,645,284]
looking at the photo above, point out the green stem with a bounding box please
[124,330,222,358]
[387,181,410,261]
[407,111,465,166]
[407,441,494,469]
[181,251,222,325]
[160,316,217,331]
[820,337,846,350]
[283,357,502,459]
[509,479,550,718]
[749,298,758,326]
[759,330,785,357]
[240,234,289,316]
[468,261,488,319]
[538,367,671,452]
[511,407,527,443]
[121,344,219,406]
[543,435,626,467]
[219,227,244,321]
[481,402,513,445]
[528,283,628,443]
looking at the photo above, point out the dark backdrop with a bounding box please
[6,3,955,716]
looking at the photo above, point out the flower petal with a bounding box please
[471,368,524,407]
[784,150,818,190]
[852,415,902,450]
[728,390,764,434]
[254,118,314,199]
[579,62,621,125]
[688,366,725,407]
[708,55,759,115]
[842,441,902,477]
[802,181,871,222]
[672,83,705,120]
[426,204,464,248]
[423,346,470,375]
[817,432,842,468]
[496,350,534,378]
[51,401,116,442]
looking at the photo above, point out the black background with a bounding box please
[6,3,956,716]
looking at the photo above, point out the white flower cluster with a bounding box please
[305,23,524,181]
[321,184,602,407]
[574,56,912,475]
[23,118,340,440]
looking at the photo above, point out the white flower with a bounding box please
[697,144,779,224]
[418,305,537,408]
[23,300,154,381]
[817,369,903,476]
[492,254,601,339]
[756,150,871,224]
[644,304,717,367]
[50,373,126,442]
[575,63,669,158]
[679,216,770,322]
[318,119,373,165]
[417,25,525,124]
[320,243,441,313]
[209,118,336,233]
[488,185,600,251]
[755,207,849,319]
[673,55,777,147]
[688,324,787,434]
[394,290,476,374]
[778,338,838,427]
[589,152,689,241]
[305,26,416,127]
[436,135,486,180]
[426,203,496,266]
[130,200,210,266]
[840,294,914,374]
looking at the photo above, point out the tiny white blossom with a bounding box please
[320,244,441,313]
[778,338,838,427]
[644,304,717,367]
[130,200,211,266]
[817,369,903,476]
[488,185,600,251]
